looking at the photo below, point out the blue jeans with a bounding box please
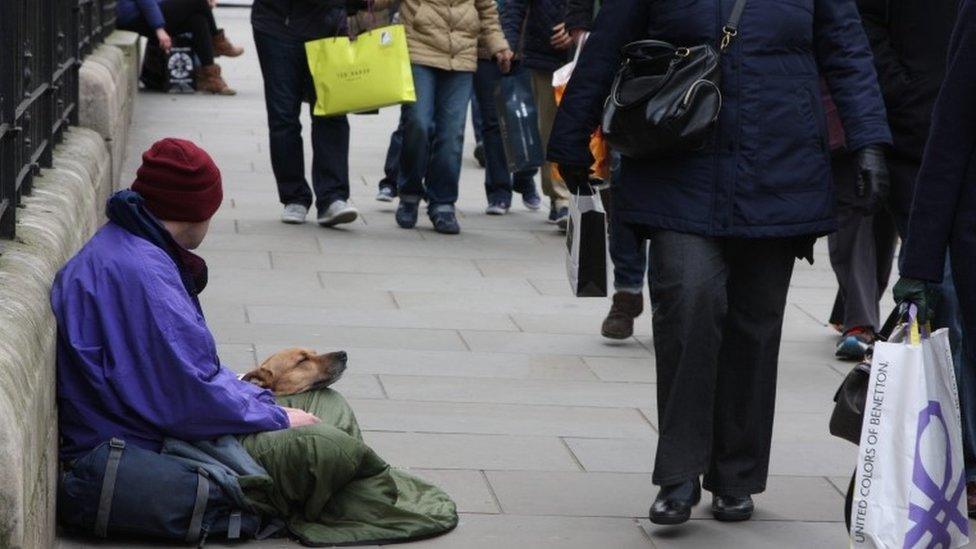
[610,216,650,294]
[608,153,651,293]
[472,60,537,204]
[253,29,350,212]
[378,108,405,193]
[398,65,472,211]
[471,92,484,145]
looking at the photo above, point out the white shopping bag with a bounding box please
[851,315,969,548]
[565,188,607,297]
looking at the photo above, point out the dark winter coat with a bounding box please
[564,0,596,31]
[899,0,976,285]
[548,0,892,238]
[251,0,347,41]
[856,0,960,161]
[501,0,571,72]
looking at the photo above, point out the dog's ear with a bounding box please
[242,368,274,389]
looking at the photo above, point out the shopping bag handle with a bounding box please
[906,304,924,345]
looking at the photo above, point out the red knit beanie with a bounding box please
[132,138,223,222]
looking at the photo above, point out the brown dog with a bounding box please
[243,348,348,396]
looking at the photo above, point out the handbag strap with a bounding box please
[720,0,749,52]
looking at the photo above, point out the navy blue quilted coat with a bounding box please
[502,0,571,72]
[548,0,893,238]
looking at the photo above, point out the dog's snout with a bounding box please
[335,351,347,362]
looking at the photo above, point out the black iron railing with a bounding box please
[0,0,116,239]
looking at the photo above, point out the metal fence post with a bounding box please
[0,0,113,239]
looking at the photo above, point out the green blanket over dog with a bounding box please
[237,389,458,546]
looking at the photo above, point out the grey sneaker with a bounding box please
[281,203,309,224]
[485,201,510,215]
[376,187,395,202]
[317,200,359,227]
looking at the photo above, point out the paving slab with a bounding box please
[379,374,654,408]
[362,432,581,471]
[401,514,652,549]
[348,399,654,438]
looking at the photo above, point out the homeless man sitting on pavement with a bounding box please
[52,138,458,546]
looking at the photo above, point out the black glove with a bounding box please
[854,144,890,214]
[892,276,940,325]
[558,164,590,195]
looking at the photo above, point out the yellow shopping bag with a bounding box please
[305,25,416,116]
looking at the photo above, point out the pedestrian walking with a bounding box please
[827,0,962,362]
[116,0,243,94]
[562,0,650,339]
[550,0,891,526]
[252,0,361,227]
[825,88,899,361]
[895,0,976,515]
[394,0,514,234]
[376,114,404,202]
[501,0,572,229]
[472,0,544,215]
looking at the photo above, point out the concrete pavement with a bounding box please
[60,8,972,549]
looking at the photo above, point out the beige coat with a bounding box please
[392,0,509,72]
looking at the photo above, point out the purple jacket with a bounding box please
[52,222,289,461]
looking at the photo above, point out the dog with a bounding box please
[243,348,348,396]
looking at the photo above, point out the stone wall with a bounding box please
[0,30,139,549]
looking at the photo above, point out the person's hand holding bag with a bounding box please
[892,277,940,324]
[855,145,890,213]
[558,164,590,194]
[496,49,515,74]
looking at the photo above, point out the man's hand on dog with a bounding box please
[283,407,321,428]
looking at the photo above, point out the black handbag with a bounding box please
[601,0,747,159]
[828,305,907,444]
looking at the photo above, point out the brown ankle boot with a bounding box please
[195,64,236,95]
[213,29,244,57]
[601,292,644,339]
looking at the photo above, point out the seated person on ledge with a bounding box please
[52,138,457,545]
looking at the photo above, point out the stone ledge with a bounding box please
[79,32,139,191]
[0,128,112,549]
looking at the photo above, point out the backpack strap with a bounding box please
[94,438,126,538]
[186,468,211,544]
[227,510,243,540]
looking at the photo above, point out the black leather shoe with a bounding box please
[711,494,754,522]
[649,480,701,525]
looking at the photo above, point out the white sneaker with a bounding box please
[281,203,309,224]
[317,200,359,227]
[485,202,509,216]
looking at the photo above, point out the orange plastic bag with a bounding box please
[552,35,610,182]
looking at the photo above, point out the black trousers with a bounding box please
[827,153,898,332]
[121,0,219,66]
[649,231,796,494]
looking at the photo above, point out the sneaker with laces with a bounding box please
[376,186,395,202]
[835,326,875,361]
[281,203,309,224]
[396,200,420,229]
[317,200,359,227]
[554,206,570,231]
[430,210,461,234]
[520,187,542,211]
[486,201,510,215]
